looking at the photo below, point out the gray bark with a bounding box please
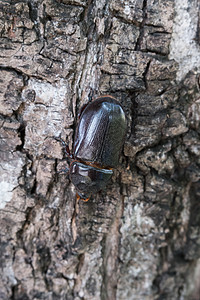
[0,0,200,299]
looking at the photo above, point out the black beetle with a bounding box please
[57,95,127,201]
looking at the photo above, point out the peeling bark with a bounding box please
[0,0,200,299]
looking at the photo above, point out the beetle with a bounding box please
[57,95,127,201]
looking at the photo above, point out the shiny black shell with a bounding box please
[73,96,127,168]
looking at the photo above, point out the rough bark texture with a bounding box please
[0,0,200,299]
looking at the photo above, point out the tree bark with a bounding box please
[0,0,200,299]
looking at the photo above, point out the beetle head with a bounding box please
[69,161,113,200]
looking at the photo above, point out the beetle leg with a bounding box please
[57,167,69,174]
[55,136,73,159]
[88,89,94,102]
[76,193,89,202]
[81,197,90,202]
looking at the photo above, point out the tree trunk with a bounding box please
[0,0,200,299]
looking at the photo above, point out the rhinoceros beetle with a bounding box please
[56,95,127,201]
